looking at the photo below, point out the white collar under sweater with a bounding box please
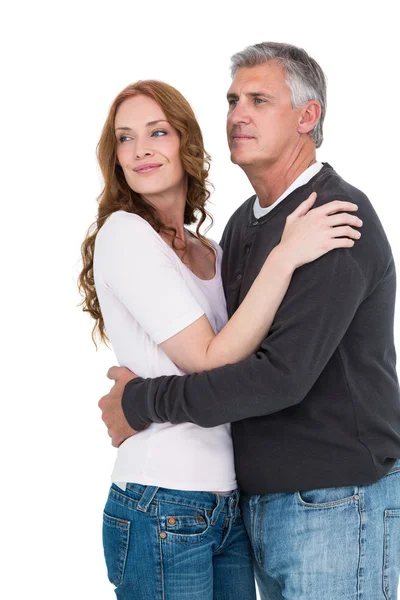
[253,161,324,219]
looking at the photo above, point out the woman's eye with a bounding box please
[118,135,132,143]
[151,130,167,137]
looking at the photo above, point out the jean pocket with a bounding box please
[158,505,210,543]
[102,512,130,587]
[383,509,400,600]
[296,486,359,508]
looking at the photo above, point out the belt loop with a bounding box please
[211,494,228,525]
[232,489,240,520]
[210,495,224,525]
[137,486,159,512]
[228,489,239,521]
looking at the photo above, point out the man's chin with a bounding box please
[230,152,254,167]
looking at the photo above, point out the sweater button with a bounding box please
[252,220,258,226]
[236,274,242,281]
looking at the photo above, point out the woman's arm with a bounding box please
[160,193,362,373]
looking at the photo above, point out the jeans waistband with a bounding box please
[122,482,240,517]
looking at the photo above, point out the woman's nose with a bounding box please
[135,146,153,159]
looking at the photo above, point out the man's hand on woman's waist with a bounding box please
[99,366,140,447]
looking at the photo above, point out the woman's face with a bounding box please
[114,95,185,199]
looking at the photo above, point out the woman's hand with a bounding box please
[277,192,362,270]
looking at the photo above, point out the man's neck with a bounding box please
[244,147,317,208]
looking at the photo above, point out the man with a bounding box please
[99,42,400,599]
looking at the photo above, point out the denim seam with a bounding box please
[157,510,165,600]
[155,497,224,512]
[385,467,400,477]
[103,512,130,529]
[158,502,212,544]
[159,535,210,545]
[112,487,224,514]
[383,510,390,600]
[164,515,208,520]
[295,491,359,509]
[103,512,131,587]
[259,497,265,567]
[250,499,263,569]
[108,490,157,515]
[383,510,400,599]
[212,516,233,555]
[356,490,365,599]
[160,530,211,542]
[338,347,379,477]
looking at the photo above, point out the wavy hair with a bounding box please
[78,80,214,346]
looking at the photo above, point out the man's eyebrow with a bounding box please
[248,92,275,100]
[115,119,168,132]
[226,92,275,101]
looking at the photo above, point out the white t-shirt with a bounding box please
[253,161,324,218]
[93,211,237,492]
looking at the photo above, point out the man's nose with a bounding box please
[228,102,251,125]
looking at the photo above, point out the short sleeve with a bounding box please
[94,211,205,344]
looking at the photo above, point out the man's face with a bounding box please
[226,60,303,169]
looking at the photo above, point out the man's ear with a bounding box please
[297,100,321,136]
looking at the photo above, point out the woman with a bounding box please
[78,80,362,599]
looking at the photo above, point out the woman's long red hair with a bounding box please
[78,80,213,346]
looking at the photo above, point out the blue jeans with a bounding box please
[241,460,400,599]
[102,483,256,599]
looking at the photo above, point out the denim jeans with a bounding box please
[102,483,256,599]
[241,460,400,599]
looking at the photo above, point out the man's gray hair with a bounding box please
[230,42,327,148]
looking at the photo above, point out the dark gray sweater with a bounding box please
[122,164,400,494]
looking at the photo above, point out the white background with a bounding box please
[1,1,399,598]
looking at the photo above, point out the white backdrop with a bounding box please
[1,1,399,598]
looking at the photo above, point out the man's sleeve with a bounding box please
[122,248,367,430]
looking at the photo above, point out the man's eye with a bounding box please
[254,98,265,104]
